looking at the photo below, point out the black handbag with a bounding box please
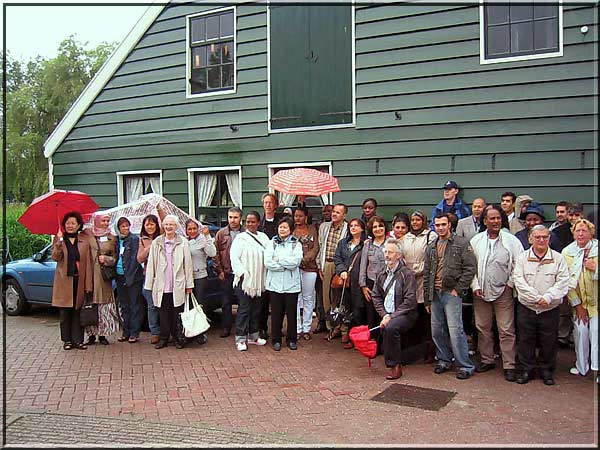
[80,294,99,327]
[100,264,116,281]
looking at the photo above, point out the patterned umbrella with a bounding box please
[268,168,340,197]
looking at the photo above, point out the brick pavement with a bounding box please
[1,307,598,446]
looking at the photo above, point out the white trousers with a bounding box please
[297,270,317,333]
[573,315,598,375]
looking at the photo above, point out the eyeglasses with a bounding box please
[531,235,550,240]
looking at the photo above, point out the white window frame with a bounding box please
[267,161,334,204]
[187,165,243,219]
[186,6,237,99]
[480,1,563,65]
[266,4,356,133]
[116,170,163,205]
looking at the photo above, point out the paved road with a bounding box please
[1,307,597,446]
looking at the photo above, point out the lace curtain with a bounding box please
[125,177,143,203]
[225,172,241,207]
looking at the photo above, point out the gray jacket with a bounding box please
[423,233,477,306]
[371,263,418,320]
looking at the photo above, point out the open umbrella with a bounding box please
[349,325,380,367]
[18,189,99,235]
[268,168,340,197]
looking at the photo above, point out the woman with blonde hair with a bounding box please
[144,214,194,349]
[562,218,598,382]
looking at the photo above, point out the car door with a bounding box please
[21,245,56,304]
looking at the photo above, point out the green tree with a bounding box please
[3,35,116,203]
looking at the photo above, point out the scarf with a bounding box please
[92,213,111,237]
[114,216,131,239]
[64,233,80,277]
[236,231,268,297]
[564,239,598,289]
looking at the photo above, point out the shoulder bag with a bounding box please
[331,251,360,289]
[79,292,99,327]
[180,292,210,338]
[96,237,116,281]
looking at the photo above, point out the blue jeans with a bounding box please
[115,276,142,339]
[431,290,474,373]
[142,288,160,337]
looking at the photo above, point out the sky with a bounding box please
[1,1,150,62]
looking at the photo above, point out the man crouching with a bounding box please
[371,238,418,380]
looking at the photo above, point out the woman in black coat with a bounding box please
[332,218,367,348]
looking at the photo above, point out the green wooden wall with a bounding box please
[51,2,598,221]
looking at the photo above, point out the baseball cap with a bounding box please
[443,180,459,190]
[520,202,546,221]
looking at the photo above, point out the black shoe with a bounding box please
[504,369,516,382]
[175,340,185,349]
[541,369,555,386]
[220,329,231,338]
[98,336,109,345]
[313,321,327,334]
[434,364,450,375]
[476,362,496,373]
[197,334,208,345]
[154,340,168,349]
[85,336,96,345]
[272,342,281,351]
[259,330,269,341]
[516,371,530,384]
[287,341,298,350]
[456,369,472,380]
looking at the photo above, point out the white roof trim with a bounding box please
[43,1,167,158]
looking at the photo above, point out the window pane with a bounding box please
[221,41,233,64]
[191,17,205,42]
[191,46,207,69]
[191,68,207,93]
[487,5,509,25]
[220,12,234,37]
[534,18,558,50]
[511,22,534,53]
[206,15,219,40]
[510,4,533,22]
[487,25,510,56]
[208,66,221,89]
[222,64,234,87]
[534,4,557,19]
[208,43,221,65]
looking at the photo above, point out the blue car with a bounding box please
[1,240,231,317]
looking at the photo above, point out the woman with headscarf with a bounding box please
[145,215,195,349]
[51,211,94,350]
[83,213,120,345]
[400,210,437,362]
[562,219,598,382]
[185,218,217,346]
[114,216,144,343]
[137,214,162,344]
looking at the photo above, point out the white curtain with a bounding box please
[148,176,161,195]
[125,177,143,202]
[196,173,217,207]
[225,172,241,207]
[279,192,295,207]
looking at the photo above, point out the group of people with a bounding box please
[50,181,597,387]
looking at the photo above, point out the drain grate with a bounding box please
[370,384,456,411]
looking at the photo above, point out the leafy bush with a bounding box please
[1,204,51,261]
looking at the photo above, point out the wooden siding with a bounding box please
[52,2,598,222]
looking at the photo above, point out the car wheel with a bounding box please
[2,279,30,316]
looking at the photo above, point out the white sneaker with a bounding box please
[569,367,581,376]
[248,337,267,346]
[236,341,247,352]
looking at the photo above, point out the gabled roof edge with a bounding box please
[43,1,168,158]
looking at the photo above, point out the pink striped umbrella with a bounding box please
[268,168,340,197]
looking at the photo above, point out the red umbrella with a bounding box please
[349,325,380,367]
[268,168,340,197]
[18,189,99,235]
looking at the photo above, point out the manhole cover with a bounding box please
[370,384,456,411]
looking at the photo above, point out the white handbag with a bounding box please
[180,292,210,338]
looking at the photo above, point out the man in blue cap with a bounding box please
[430,180,471,230]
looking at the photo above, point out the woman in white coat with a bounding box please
[144,215,194,349]
[230,211,271,352]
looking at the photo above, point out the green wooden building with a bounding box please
[44,1,598,226]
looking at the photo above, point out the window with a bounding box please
[117,171,162,205]
[187,8,235,96]
[481,2,562,63]
[269,5,354,131]
[188,167,241,227]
